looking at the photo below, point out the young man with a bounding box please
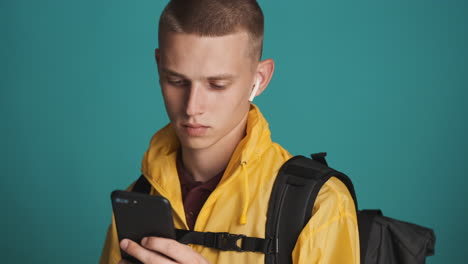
[100,0,359,263]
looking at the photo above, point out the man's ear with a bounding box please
[252,58,275,98]
[155,48,160,66]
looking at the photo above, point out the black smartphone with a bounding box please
[111,190,176,264]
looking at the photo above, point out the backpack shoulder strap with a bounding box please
[265,153,357,264]
[132,174,152,194]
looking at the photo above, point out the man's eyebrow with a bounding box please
[207,74,237,81]
[161,68,237,81]
[160,68,187,78]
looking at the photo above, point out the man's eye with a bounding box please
[210,83,227,90]
[168,79,188,87]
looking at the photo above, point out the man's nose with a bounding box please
[185,83,204,117]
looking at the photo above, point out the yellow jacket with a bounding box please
[100,104,359,263]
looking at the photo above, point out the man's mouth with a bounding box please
[182,123,210,136]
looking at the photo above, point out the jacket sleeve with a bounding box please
[292,177,360,264]
[99,214,121,264]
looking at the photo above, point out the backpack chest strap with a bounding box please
[175,229,277,254]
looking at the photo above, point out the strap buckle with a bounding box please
[211,232,246,252]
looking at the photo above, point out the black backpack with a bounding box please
[132,153,436,264]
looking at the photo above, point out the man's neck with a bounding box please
[181,113,249,182]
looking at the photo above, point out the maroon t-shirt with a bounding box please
[176,155,224,230]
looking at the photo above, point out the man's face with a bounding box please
[156,32,257,150]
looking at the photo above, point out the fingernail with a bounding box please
[120,239,129,250]
[141,237,148,245]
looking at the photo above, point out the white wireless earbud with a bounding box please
[249,78,261,102]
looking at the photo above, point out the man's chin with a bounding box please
[179,137,213,151]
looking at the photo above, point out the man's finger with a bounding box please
[140,237,203,263]
[120,239,176,264]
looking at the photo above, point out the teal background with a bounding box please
[2,0,467,263]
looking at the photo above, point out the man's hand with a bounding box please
[118,237,210,264]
